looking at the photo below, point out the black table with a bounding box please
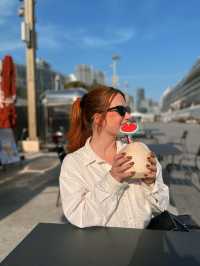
[148,143,181,157]
[2,223,200,266]
[148,143,182,174]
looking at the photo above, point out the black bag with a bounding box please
[147,211,200,232]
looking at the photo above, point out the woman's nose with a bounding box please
[125,112,131,120]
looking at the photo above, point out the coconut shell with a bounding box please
[120,142,151,179]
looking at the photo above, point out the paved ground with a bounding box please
[0,153,64,262]
[0,121,200,262]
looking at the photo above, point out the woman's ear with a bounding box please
[93,113,103,126]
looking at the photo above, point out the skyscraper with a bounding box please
[75,64,106,85]
[136,88,145,111]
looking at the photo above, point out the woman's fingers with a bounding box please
[144,171,156,178]
[120,170,135,178]
[146,164,157,172]
[113,152,126,162]
[147,156,156,164]
[147,152,157,165]
[114,153,132,167]
[150,151,156,158]
[148,159,156,166]
[111,151,158,183]
[119,161,134,172]
[147,160,157,166]
[147,151,157,176]
[110,152,135,182]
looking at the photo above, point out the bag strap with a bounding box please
[172,215,190,232]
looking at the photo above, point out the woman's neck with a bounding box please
[90,132,117,164]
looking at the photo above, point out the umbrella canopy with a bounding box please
[0,55,17,128]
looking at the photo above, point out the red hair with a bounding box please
[67,85,125,153]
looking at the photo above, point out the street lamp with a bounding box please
[112,54,120,88]
[18,2,25,17]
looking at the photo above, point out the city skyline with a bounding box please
[1,0,200,101]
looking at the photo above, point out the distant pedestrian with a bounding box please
[59,85,169,228]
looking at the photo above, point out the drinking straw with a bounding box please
[126,135,131,144]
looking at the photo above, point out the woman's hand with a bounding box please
[110,152,135,183]
[142,152,157,186]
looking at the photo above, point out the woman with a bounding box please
[59,85,169,228]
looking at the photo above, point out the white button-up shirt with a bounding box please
[59,138,169,229]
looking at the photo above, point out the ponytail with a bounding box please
[66,97,91,153]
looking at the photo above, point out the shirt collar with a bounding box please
[83,137,125,166]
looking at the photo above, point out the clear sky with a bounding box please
[1,0,200,102]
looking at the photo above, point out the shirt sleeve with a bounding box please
[59,154,128,228]
[141,160,169,215]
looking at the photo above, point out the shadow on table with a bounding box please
[128,230,200,266]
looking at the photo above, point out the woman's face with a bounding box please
[101,93,131,137]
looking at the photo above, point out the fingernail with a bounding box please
[127,156,132,159]
[122,152,126,155]
[130,162,134,165]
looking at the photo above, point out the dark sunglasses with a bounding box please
[107,105,131,116]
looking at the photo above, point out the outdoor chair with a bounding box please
[182,144,200,172]
[178,145,200,191]
[168,130,188,168]
[164,130,188,173]
[171,130,188,151]
[55,144,66,207]
[194,145,200,169]
[178,130,189,167]
[167,143,200,192]
[179,130,188,152]
[168,130,188,148]
[56,144,66,163]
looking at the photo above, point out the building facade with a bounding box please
[161,58,200,112]
[16,58,66,99]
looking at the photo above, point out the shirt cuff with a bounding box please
[142,180,159,196]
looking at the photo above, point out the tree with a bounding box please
[64,81,89,90]
[64,80,106,92]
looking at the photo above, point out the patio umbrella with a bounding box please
[0,55,17,128]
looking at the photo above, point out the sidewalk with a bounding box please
[0,152,64,262]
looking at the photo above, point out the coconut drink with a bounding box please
[120,142,151,179]
[119,118,151,179]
